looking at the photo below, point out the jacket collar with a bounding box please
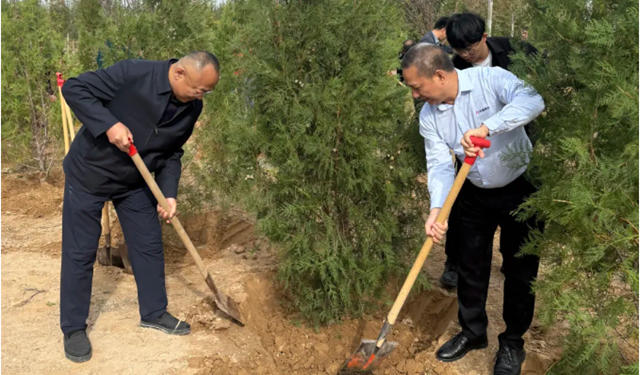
[486,37,510,57]
[157,59,178,95]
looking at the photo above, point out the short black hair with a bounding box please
[401,43,454,78]
[434,16,449,30]
[446,13,485,50]
[399,39,416,60]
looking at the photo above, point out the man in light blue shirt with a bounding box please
[401,44,544,375]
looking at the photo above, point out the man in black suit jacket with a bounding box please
[447,12,536,70]
[60,51,219,363]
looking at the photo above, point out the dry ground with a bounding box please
[1,170,562,374]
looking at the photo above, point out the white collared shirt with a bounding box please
[418,67,545,209]
[473,50,493,67]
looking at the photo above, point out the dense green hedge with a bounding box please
[193,0,427,324]
[512,0,638,373]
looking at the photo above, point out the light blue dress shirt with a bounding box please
[419,67,545,209]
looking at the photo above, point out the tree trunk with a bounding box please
[510,12,515,37]
[487,0,493,36]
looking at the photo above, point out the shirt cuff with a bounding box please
[483,116,503,135]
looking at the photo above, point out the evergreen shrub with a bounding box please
[512,0,638,372]
[195,0,427,324]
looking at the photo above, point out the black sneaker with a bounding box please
[64,329,92,363]
[439,262,458,289]
[493,342,526,375]
[140,312,190,335]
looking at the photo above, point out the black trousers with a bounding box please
[450,175,540,349]
[60,176,167,334]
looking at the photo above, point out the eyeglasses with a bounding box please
[196,88,213,96]
[184,71,215,96]
[454,40,482,56]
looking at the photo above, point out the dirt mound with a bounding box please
[1,170,562,375]
[2,172,64,218]
[178,271,462,375]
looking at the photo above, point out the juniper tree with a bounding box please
[508,0,638,373]
[1,0,65,170]
[194,0,427,324]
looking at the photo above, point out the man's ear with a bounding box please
[174,65,186,80]
[434,69,447,83]
[481,33,488,42]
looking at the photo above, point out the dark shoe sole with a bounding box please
[439,275,458,289]
[439,279,457,289]
[140,321,190,335]
[65,350,92,363]
[436,341,488,362]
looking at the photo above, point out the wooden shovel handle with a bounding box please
[386,136,490,325]
[56,73,75,143]
[57,85,70,154]
[128,143,214,287]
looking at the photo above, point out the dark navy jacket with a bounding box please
[62,59,202,198]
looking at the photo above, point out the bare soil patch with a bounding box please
[1,171,562,374]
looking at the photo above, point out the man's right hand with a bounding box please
[106,122,133,153]
[425,208,448,244]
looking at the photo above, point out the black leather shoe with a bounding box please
[140,311,190,335]
[64,329,92,363]
[439,262,458,289]
[493,342,525,375]
[436,332,488,362]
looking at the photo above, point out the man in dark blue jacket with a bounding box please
[60,51,219,362]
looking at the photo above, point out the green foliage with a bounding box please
[1,0,65,170]
[195,0,427,324]
[1,0,225,170]
[621,362,639,375]
[511,0,638,372]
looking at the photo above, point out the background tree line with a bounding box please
[1,0,637,373]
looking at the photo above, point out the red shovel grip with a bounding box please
[127,138,138,156]
[463,136,491,165]
[56,72,65,87]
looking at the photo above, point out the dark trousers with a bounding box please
[60,177,167,334]
[451,175,540,349]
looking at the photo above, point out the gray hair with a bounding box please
[401,43,454,78]
[179,51,220,72]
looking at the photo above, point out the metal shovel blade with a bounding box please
[339,339,398,374]
[206,274,244,326]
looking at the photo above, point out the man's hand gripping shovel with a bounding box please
[128,140,244,326]
[340,136,490,373]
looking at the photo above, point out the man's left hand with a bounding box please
[461,125,490,159]
[157,198,177,223]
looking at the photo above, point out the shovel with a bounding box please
[128,141,244,326]
[97,202,113,266]
[341,136,491,373]
[55,73,70,154]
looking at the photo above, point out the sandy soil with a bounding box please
[1,171,562,374]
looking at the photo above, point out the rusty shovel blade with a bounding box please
[339,339,398,374]
[205,274,244,326]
